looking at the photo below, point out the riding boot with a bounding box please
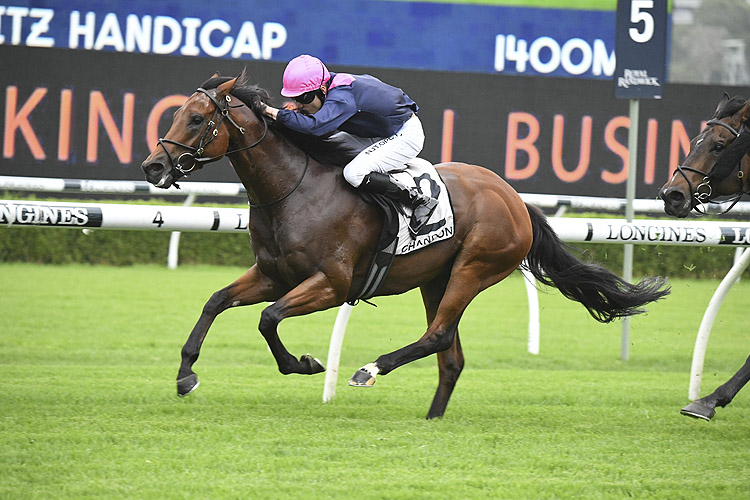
[360,172,439,235]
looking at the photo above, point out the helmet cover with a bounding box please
[281,55,330,97]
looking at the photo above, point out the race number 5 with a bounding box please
[629,0,654,43]
[614,0,666,99]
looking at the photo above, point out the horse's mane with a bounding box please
[199,71,358,168]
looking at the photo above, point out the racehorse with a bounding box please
[659,93,750,420]
[142,71,669,419]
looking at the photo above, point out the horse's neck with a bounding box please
[231,136,324,209]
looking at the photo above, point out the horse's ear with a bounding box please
[714,93,731,117]
[216,77,237,96]
[211,71,220,78]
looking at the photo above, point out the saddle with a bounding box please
[319,132,455,302]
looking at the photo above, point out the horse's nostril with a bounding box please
[143,162,163,175]
[666,190,684,203]
[659,187,683,204]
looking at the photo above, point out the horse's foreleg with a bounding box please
[258,271,347,375]
[681,354,750,420]
[177,265,284,396]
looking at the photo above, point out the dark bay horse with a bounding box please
[142,72,669,419]
[659,93,750,420]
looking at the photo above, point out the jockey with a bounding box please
[260,54,438,235]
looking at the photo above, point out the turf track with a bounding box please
[1,263,747,499]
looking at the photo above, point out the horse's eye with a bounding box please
[713,143,725,153]
[189,115,204,126]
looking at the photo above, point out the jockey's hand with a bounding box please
[260,103,279,120]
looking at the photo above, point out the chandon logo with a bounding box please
[399,225,454,254]
[0,202,102,227]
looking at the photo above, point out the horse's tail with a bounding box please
[522,204,670,323]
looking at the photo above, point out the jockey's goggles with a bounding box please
[293,90,318,105]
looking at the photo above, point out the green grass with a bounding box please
[1,264,748,499]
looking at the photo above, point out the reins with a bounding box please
[246,154,310,209]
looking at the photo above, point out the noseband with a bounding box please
[157,87,268,184]
[670,118,746,214]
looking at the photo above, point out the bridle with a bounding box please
[157,87,268,184]
[156,86,311,208]
[669,118,748,215]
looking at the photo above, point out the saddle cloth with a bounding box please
[351,158,455,302]
[391,158,455,255]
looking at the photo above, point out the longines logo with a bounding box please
[604,223,707,243]
[0,202,102,227]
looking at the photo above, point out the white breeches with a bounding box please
[342,114,425,187]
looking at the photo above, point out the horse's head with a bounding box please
[141,71,268,189]
[659,93,750,217]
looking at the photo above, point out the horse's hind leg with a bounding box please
[420,276,465,419]
[350,263,514,410]
[429,334,464,419]
[681,354,750,420]
[177,265,284,396]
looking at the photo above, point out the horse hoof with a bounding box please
[177,374,200,397]
[680,401,715,421]
[300,354,325,374]
[348,368,376,387]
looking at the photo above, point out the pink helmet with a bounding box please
[281,55,330,97]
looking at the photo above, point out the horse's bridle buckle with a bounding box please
[695,177,712,201]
